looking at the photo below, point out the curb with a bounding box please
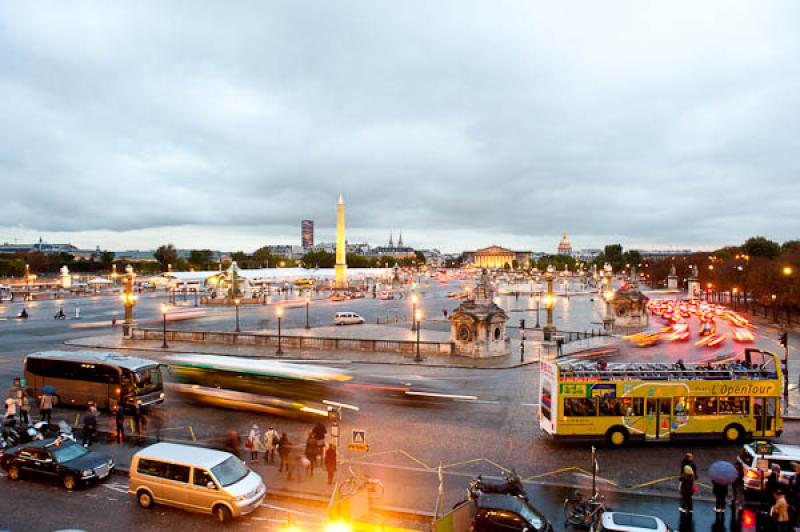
[64,337,543,370]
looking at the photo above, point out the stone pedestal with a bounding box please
[609,267,649,329]
[667,275,678,290]
[449,269,511,358]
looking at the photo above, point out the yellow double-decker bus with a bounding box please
[539,349,783,447]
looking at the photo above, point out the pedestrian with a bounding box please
[114,403,125,444]
[263,426,279,465]
[148,408,165,443]
[224,430,241,459]
[712,480,727,514]
[4,394,17,428]
[731,461,745,517]
[766,464,782,504]
[312,421,327,441]
[789,463,800,527]
[680,452,698,480]
[679,465,695,515]
[284,438,298,481]
[133,402,143,434]
[82,404,97,447]
[325,444,337,485]
[247,424,261,462]
[39,392,53,423]
[19,391,29,426]
[278,432,290,473]
[772,490,791,532]
[305,432,317,476]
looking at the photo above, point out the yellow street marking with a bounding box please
[74,413,80,427]
[188,425,197,442]
[630,476,679,489]
[398,449,430,470]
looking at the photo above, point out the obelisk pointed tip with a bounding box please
[338,194,344,205]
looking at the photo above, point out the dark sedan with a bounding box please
[1,437,114,490]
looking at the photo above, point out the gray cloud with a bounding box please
[1,1,799,253]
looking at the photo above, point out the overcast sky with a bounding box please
[1,1,799,254]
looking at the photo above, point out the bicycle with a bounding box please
[338,466,385,499]
[563,490,608,529]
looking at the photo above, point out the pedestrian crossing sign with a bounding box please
[348,429,368,451]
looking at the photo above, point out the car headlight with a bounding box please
[81,469,93,477]
[108,460,113,467]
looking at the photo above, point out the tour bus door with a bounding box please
[754,397,777,436]
[645,398,671,440]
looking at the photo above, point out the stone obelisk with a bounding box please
[335,195,348,289]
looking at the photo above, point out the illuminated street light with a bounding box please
[160,303,169,348]
[414,309,424,362]
[234,298,241,333]
[276,306,284,355]
[784,266,793,276]
[305,294,311,329]
[410,293,418,331]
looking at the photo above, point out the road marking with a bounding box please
[520,403,539,407]
[455,398,496,404]
[188,425,197,442]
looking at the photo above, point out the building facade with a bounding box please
[301,220,314,249]
[557,232,573,256]
[464,246,531,269]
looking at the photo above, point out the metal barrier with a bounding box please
[132,327,455,355]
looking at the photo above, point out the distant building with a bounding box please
[266,245,306,260]
[463,246,531,269]
[557,232,573,256]
[371,232,416,259]
[301,220,314,249]
[636,249,695,258]
[573,249,602,261]
[419,249,444,268]
[0,238,80,255]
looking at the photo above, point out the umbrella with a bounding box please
[709,460,738,485]
[41,385,57,395]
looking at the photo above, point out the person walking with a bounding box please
[223,430,241,459]
[712,480,727,515]
[325,444,337,486]
[39,392,53,423]
[772,490,790,532]
[278,432,290,473]
[263,426,279,465]
[148,408,165,443]
[247,424,261,462]
[680,453,698,480]
[114,403,125,444]
[4,394,17,428]
[766,464,782,505]
[82,404,97,447]
[18,391,29,427]
[304,432,317,477]
[133,402,143,435]
[679,465,695,515]
[731,461,745,517]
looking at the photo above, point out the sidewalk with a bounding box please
[66,332,615,369]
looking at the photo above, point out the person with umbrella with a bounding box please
[709,460,738,517]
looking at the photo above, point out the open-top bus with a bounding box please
[539,348,782,446]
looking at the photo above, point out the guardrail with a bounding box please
[131,327,455,356]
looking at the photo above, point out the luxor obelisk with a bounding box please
[335,195,348,289]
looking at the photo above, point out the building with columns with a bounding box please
[557,232,573,256]
[463,245,531,269]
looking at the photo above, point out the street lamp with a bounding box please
[414,309,423,362]
[732,287,739,310]
[410,293,418,331]
[234,298,241,333]
[160,303,169,348]
[784,266,793,276]
[121,265,137,337]
[534,292,541,329]
[276,306,284,355]
[305,294,311,329]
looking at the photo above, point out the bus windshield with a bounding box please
[134,366,163,395]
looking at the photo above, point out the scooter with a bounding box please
[468,469,528,501]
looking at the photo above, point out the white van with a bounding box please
[128,443,266,522]
[335,312,365,325]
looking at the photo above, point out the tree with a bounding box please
[153,244,179,272]
[188,249,214,270]
[742,236,781,259]
[604,244,624,270]
[99,251,115,269]
[252,247,276,268]
[622,250,643,268]
[302,250,335,268]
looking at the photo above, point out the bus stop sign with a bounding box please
[348,429,369,452]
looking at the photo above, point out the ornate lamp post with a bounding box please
[602,263,615,334]
[276,306,284,355]
[534,291,542,329]
[410,293,418,331]
[121,265,137,337]
[414,309,423,362]
[24,263,31,301]
[160,303,169,349]
[234,298,241,333]
[305,294,311,329]
[543,265,555,341]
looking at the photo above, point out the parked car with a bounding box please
[1,437,114,490]
[378,291,395,300]
[472,493,552,531]
[592,512,671,532]
[128,442,266,523]
[738,441,799,494]
[335,312,365,325]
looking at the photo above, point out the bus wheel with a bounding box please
[724,424,744,443]
[606,427,628,447]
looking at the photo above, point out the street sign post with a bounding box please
[348,429,369,452]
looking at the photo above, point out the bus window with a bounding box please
[659,399,671,415]
[719,397,749,415]
[599,398,626,416]
[690,397,718,415]
[622,397,643,416]
[673,397,687,417]
[564,398,596,417]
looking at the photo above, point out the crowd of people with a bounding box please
[227,420,338,485]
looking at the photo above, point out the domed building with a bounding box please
[557,232,573,256]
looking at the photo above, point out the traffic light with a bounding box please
[780,332,788,348]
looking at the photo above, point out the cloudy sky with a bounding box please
[1,1,799,253]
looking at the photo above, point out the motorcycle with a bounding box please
[468,470,528,501]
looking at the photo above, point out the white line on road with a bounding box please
[520,403,540,407]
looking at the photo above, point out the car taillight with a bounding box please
[742,508,756,528]
[745,469,759,480]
